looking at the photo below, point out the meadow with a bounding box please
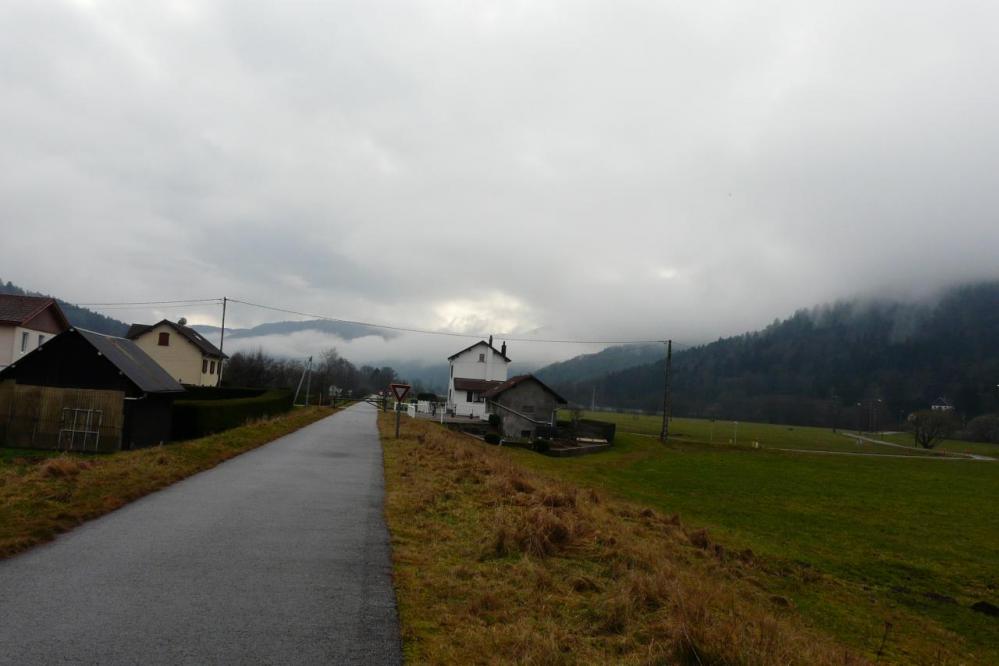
[484,410,999,661]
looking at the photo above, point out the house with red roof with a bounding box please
[0,294,70,369]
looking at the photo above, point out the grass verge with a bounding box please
[380,414,866,665]
[0,405,337,559]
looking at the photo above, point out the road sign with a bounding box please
[390,383,411,402]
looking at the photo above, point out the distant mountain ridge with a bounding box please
[192,319,396,343]
[0,280,129,336]
[548,281,999,426]
[536,343,669,387]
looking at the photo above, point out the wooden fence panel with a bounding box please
[0,384,124,452]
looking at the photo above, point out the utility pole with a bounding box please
[304,357,312,406]
[591,386,596,411]
[293,356,313,406]
[659,339,672,442]
[216,296,227,387]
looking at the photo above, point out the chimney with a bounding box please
[501,341,507,357]
[488,335,493,348]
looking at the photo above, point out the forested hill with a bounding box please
[551,282,999,426]
[536,343,667,387]
[0,280,128,336]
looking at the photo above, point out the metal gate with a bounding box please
[0,382,123,451]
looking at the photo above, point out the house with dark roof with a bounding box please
[483,374,567,441]
[0,328,185,449]
[126,319,227,386]
[0,294,70,369]
[446,337,511,419]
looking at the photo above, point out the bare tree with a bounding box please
[908,409,958,449]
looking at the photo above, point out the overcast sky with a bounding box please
[2,1,998,365]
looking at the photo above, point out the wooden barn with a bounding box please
[0,328,185,451]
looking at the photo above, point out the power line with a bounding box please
[228,297,667,345]
[86,303,221,312]
[74,298,222,306]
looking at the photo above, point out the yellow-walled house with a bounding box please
[126,319,227,387]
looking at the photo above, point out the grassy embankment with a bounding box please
[382,412,999,664]
[0,405,336,559]
[380,414,869,665]
[522,411,999,662]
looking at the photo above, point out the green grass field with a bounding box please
[501,411,999,662]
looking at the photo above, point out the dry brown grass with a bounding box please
[380,415,868,665]
[0,406,336,559]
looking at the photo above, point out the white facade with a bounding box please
[0,325,54,369]
[446,341,510,419]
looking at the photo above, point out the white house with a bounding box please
[0,295,70,369]
[446,337,511,419]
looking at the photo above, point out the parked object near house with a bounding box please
[0,328,184,450]
[446,337,511,420]
[0,294,70,369]
[127,319,227,386]
[484,374,567,440]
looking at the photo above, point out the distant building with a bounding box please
[446,337,511,419]
[0,294,70,369]
[931,397,954,411]
[484,374,568,440]
[126,319,227,386]
[0,328,184,449]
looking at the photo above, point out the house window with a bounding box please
[450,365,453,377]
[202,359,208,373]
[478,353,485,362]
[20,332,28,352]
[466,391,474,403]
[210,360,216,374]
[158,332,170,346]
[521,430,532,438]
[37,335,45,347]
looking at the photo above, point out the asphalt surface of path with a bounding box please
[0,403,401,665]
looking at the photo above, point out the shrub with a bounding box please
[532,439,551,454]
[178,386,266,401]
[965,413,999,443]
[172,389,294,440]
[488,414,501,428]
[484,433,501,445]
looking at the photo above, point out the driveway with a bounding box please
[0,402,401,665]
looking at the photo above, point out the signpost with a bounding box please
[390,383,411,438]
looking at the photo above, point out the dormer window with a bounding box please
[478,353,485,362]
[158,332,170,346]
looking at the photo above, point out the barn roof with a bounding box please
[482,374,567,404]
[76,329,185,393]
[127,319,227,359]
[0,294,69,328]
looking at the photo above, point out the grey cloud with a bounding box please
[2,1,998,363]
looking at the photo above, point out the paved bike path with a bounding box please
[0,402,400,665]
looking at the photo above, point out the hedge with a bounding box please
[179,385,267,401]
[172,389,295,440]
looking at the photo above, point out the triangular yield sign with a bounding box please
[390,383,411,401]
